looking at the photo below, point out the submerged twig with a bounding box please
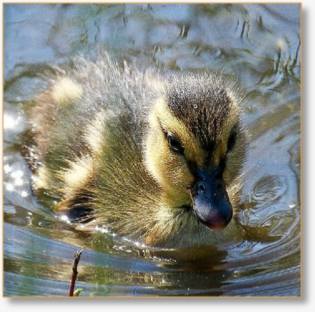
[68,247,85,296]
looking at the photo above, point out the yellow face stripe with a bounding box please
[152,98,206,167]
[151,97,240,169]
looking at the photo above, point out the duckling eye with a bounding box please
[167,133,184,155]
[227,126,237,153]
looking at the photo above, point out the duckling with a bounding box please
[25,52,247,248]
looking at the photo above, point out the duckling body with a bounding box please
[26,53,246,248]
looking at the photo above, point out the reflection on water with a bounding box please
[3,4,300,296]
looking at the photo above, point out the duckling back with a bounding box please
[27,53,155,213]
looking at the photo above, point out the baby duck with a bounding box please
[25,53,247,248]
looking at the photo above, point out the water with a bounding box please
[3,4,301,297]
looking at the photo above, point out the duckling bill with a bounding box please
[24,53,247,247]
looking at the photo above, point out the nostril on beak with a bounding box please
[198,184,206,192]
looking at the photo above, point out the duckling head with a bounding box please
[144,73,246,231]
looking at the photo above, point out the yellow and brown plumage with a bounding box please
[25,53,247,248]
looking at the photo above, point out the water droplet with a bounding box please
[14,177,23,186]
[11,170,24,179]
[4,164,12,174]
[21,191,28,197]
[4,113,20,129]
[5,183,14,192]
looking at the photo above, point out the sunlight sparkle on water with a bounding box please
[21,191,28,197]
[4,113,21,129]
[4,164,12,174]
[5,183,14,192]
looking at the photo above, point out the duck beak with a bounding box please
[190,167,233,231]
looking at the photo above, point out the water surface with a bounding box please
[3,3,301,297]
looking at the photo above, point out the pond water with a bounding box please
[3,3,301,297]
